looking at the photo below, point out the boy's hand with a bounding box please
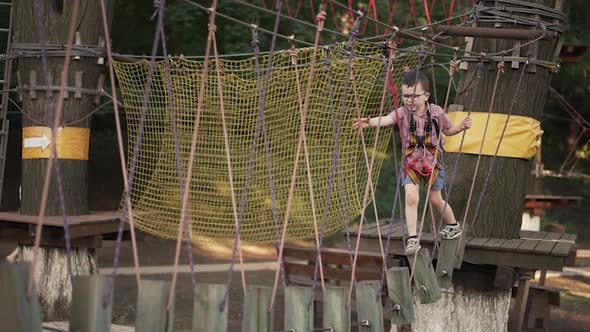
[461,116,472,130]
[352,117,371,129]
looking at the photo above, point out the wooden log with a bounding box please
[0,262,42,332]
[412,249,441,304]
[69,275,113,332]
[242,286,274,332]
[355,280,384,332]
[386,267,414,325]
[323,286,350,332]
[436,239,458,289]
[136,279,174,332]
[193,284,227,332]
[285,286,313,332]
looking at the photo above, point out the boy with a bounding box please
[352,70,471,255]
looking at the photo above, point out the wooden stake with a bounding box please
[193,284,228,332]
[436,238,458,289]
[386,267,414,325]
[324,286,350,332]
[412,249,441,304]
[0,262,42,332]
[136,279,175,332]
[285,286,313,332]
[69,275,113,332]
[356,280,384,332]
[242,286,274,332]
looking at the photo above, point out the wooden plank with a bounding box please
[551,242,573,257]
[323,286,350,332]
[242,286,274,332]
[467,237,491,249]
[283,246,383,268]
[464,248,565,271]
[455,233,471,269]
[356,280,385,332]
[69,275,113,332]
[285,286,313,332]
[136,279,174,332]
[516,239,541,253]
[510,279,531,332]
[482,238,507,250]
[436,238,458,289]
[544,232,563,240]
[386,267,414,325]
[193,284,227,332]
[533,240,558,255]
[412,249,441,304]
[560,233,577,241]
[284,263,381,284]
[500,239,524,251]
[0,211,119,227]
[0,263,42,332]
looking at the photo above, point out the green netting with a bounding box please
[113,42,418,245]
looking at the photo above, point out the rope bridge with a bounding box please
[113,42,418,245]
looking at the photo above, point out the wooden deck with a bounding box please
[346,221,576,271]
[0,211,124,248]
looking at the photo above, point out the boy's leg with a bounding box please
[428,189,458,225]
[404,183,420,237]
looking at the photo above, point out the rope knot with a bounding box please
[150,0,162,21]
[315,10,326,24]
[497,61,505,73]
[208,23,217,32]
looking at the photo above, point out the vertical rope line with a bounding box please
[346,49,393,305]
[159,30,197,288]
[167,0,219,309]
[455,61,505,252]
[211,21,248,298]
[559,129,585,174]
[27,0,80,298]
[269,4,329,310]
[469,61,528,227]
[254,0,288,289]
[99,0,142,302]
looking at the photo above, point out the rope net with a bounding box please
[113,42,418,245]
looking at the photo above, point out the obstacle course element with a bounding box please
[113,44,418,245]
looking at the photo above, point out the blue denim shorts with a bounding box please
[400,168,445,191]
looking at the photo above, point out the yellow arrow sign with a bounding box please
[22,127,90,160]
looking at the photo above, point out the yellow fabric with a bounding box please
[112,42,419,245]
[445,112,543,158]
[22,127,90,160]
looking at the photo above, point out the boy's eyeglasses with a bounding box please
[401,93,426,100]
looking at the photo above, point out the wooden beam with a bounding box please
[136,279,174,332]
[242,286,274,332]
[0,263,42,332]
[438,26,552,41]
[323,286,350,332]
[356,281,385,332]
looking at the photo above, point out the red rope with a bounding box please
[369,0,379,35]
[446,0,454,20]
[423,0,432,25]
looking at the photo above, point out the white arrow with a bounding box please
[24,133,52,151]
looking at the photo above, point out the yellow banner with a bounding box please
[22,127,90,160]
[445,112,542,159]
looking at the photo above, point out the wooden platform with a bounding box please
[524,194,582,210]
[347,221,576,271]
[0,211,124,248]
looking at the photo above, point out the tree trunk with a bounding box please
[446,0,568,239]
[13,0,112,320]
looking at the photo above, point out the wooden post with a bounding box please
[242,286,274,332]
[355,280,384,332]
[436,239,458,289]
[0,262,42,332]
[386,267,414,325]
[412,249,441,304]
[285,286,313,332]
[323,286,350,332]
[13,0,113,319]
[193,284,228,332]
[69,275,113,332]
[136,279,175,332]
[510,278,531,332]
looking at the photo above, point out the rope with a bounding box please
[27,0,80,298]
[99,0,143,306]
[158,18,197,289]
[455,61,506,251]
[346,26,392,305]
[269,1,328,311]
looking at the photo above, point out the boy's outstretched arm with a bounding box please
[442,116,472,136]
[352,115,395,129]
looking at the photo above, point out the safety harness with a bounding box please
[403,107,443,186]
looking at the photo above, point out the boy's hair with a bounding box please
[401,70,429,92]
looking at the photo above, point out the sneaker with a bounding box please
[440,223,461,240]
[405,238,421,255]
